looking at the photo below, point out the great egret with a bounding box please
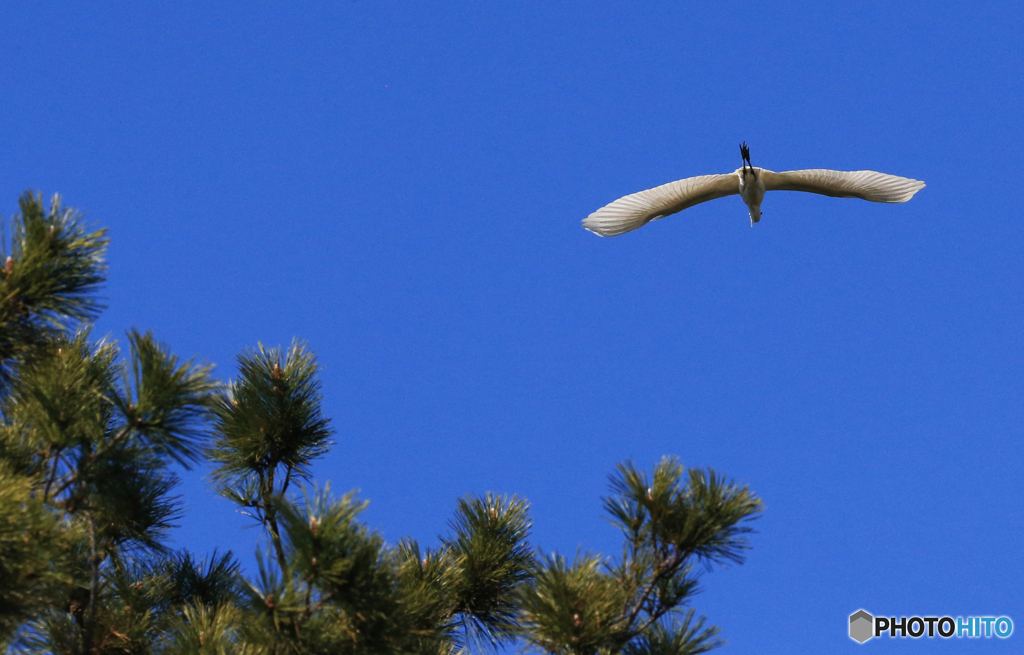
[582,143,925,236]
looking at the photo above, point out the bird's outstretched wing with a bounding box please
[582,173,739,237]
[761,169,925,203]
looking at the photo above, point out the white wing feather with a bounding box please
[762,169,925,203]
[582,173,739,237]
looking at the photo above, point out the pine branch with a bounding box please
[0,192,108,396]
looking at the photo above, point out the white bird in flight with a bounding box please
[582,143,925,236]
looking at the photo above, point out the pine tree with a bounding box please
[0,192,107,398]
[0,192,762,654]
[1,194,225,653]
[0,192,110,644]
[518,458,762,655]
[207,343,536,654]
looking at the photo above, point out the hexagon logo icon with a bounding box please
[850,609,874,643]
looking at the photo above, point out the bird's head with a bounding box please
[749,206,762,224]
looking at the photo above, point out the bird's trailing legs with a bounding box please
[740,142,759,226]
[740,142,752,172]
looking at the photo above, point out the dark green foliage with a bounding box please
[518,458,762,655]
[519,552,632,655]
[209,341,332,489]
[0,463,64,641]
[442,494,534,647]
[6,329,218,520]
[158,551,241,609]
[118,330,223,468]
[277,487,385,611]
[159,601,248,655]
[90,457,182,553]
[622,617,722,655]
[0,223,220,653]
[208,341,333,574]
[228,480,536,652]
[389,493,536,653]
[604,458,762,567]
[0,192,108,396]
[16,552,243,655]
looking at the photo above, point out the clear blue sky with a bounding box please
[2,1,1021,651]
